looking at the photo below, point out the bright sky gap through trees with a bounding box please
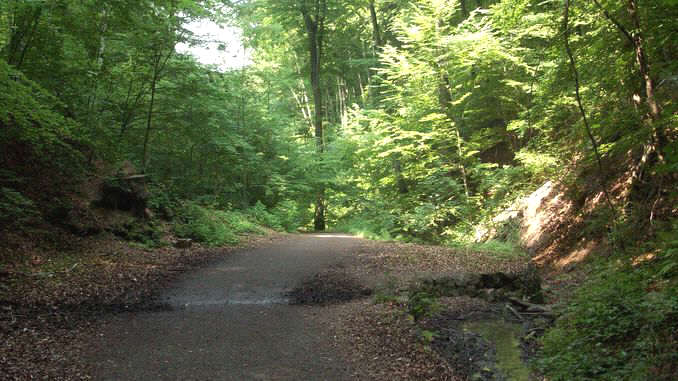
[0,0,676,378]
[176,20,251,70]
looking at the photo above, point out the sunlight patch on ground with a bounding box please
[555,240,598,269]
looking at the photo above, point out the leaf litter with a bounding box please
[0,230,288,380]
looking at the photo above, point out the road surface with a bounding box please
[87,234,364,380]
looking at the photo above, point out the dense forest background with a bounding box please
[1,0,677,379]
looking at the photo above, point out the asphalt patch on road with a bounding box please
[287,270,372,305]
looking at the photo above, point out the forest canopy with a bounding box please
[1,0,677,378]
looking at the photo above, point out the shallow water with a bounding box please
[462,320,530,381]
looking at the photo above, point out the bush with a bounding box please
[222,210,261,235]
[407,290,442,321]
[537,247,678,380]
[270,200,305,232]
[247,201,282,230]
[0,186,40,228]
[147,182,178,219]
[174,201,262,246]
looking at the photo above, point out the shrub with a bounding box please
[537,248,678,380]
[407,290,442,321]
[0,186,40,228]
[247,201,282,230]
[147,182,178,219]
[270,200,306,232]
[174,201,262,246]
[221,210,261,235]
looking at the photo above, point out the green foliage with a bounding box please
[419,329,438,344]
[538,233,678,380]
[147,183,179,219]
[0,187,39,227]
[247,201,282,230]
[270,200,306,232]
[0,60,84,170]
[373,290,400,305]
[1,0,677,378]
[514,150,560,182]
[174,201,262,246]
[333,212,398,242]
[122,221,167,249]
[407,290,442,321]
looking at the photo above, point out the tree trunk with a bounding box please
[368,1,381,51]
[591,0,666,201]
[439,76,470,200]
[562,0,617,217]
[626,0,661,121]
[7,5,42,69]
[141,69,158,173]
[460,0,469,18]
[302,2,327,231]
[141,39,174,172]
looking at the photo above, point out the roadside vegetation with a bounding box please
[1,0,677,379]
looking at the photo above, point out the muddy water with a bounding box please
[462,320,530,381]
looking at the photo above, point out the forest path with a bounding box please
[86,234,365,380]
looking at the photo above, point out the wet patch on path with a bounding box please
[287,268,372,305]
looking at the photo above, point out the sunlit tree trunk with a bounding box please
[591,0,666,202]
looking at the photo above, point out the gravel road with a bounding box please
[87,234,365,380]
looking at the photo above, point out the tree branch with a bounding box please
[591,0,635,45]
[563,0,618,218]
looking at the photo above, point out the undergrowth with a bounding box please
[174,201,263,246]
[172,199,305,246]
[537,221,678,381]
[247,200,306,232]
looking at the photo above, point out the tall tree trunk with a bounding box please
[141,69,158,173]
[591,0,666,202]
[140,36,174,172]
[591,0,662,122]
[563,0,617,217]
[626,0,661,121]
[7,5,42,69]
[460,0,469,18]
[290,86,313,131]
[439,76,470,200]
[368,1,381,50]
[301,1,327,231]
[87,6,108,144]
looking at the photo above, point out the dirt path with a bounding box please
[86,234,366,380]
